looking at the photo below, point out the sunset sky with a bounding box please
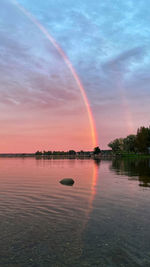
[0,0,150,152]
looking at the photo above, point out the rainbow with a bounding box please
[12,0,98,148]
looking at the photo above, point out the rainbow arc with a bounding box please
[12,0,97,148]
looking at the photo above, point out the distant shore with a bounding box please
[0,153,36,158]
[0,152,111,159]
[0,153,149,159]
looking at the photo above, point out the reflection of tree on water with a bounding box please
[93,158,101,167]
[110,158,150,187]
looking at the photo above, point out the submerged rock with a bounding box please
[59,178,75,186]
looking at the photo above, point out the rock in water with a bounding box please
[59,178,75,186]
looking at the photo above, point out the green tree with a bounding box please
[123,135,136,152]
[43,151,52,155]
[108,138,123,153]
[93,146,101,154]
[68,150,76,155]
[136,126,150,153]
[35,151,42,156]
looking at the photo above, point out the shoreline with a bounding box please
[0,153,149,159]
[0,153,109,159]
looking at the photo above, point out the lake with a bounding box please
[0,157,150,266]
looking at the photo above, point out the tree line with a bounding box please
[35,147,101,156]
[35,150,76,156]
[108,126,150,154]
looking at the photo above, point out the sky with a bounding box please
[0,0,150,152]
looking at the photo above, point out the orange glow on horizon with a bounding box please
[12,0,98,149]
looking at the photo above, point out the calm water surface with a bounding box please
[0,158,150,266]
